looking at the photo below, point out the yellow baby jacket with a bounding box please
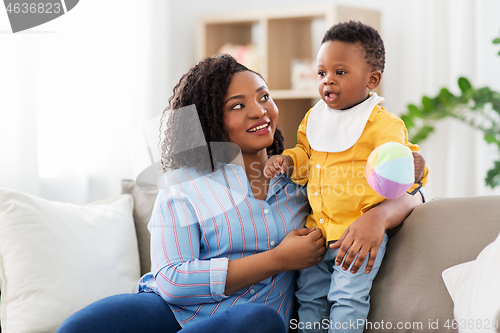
[283,103,429,243]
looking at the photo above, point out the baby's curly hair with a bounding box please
[160,54,284,172]
[322,20,385,73]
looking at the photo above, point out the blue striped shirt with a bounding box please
[136,162,309,327]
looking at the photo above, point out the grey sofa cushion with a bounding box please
[367,196,500,333]
[121,179,158,276]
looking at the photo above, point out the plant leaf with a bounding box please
[484,133,498,144]
[485,160,500,188]
[408,104,422,118]
[493,37,500,44]
[438,88,455,105]
[411,125,434,143]
[492,100,500,113]
[458,77,473,93]
[401,115,415,129]
[421,96,435,112]
[472,87,492,108]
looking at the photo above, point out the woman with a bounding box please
[57,55,423,333]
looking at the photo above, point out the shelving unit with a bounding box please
[197,5,381,149]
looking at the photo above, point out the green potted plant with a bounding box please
[401,33,500,187]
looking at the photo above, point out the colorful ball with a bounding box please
[366,142,415,199]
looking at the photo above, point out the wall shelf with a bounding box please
[198,4,381,148]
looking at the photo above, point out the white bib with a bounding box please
[306,93,384,153]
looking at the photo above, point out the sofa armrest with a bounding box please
[367,196,500,333]
[121,179,158,276]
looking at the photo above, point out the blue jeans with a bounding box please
[295,234,389,333]
[57,292,286,333]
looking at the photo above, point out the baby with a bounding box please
[265,21,428,332]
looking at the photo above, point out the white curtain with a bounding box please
[0,0,171,204]
[0,36,40,196]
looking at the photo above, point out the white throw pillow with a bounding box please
[0,188,140,333]
[442,231,500,333]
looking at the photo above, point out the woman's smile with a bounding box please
[247,120,271,134]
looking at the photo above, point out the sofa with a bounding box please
[366,195,500,333]
[1,181,499,333]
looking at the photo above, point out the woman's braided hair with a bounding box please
[159,54,284,172]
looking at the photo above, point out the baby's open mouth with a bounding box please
[324,91,338,103]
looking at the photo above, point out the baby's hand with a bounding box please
[264,155,292,179]
[413,151,425,183]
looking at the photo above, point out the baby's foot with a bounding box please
[413,151,425,183]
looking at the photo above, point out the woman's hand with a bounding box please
[329,192,424,274]
[273,227,326,271]
[224,227,325,295]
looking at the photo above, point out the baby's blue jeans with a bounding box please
[295,233,389,333]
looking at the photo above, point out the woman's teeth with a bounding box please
[248,123,269,132]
